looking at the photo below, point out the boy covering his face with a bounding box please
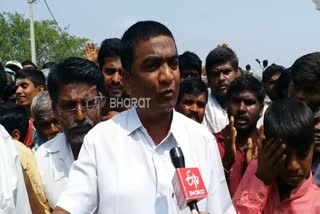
[233,98,320,213]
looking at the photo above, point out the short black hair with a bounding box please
[120,20,175,73]
[177,78,208,104]
[290,52,320,87]
[98,38,121,68]
[227,75,266,104]
[42,61,56,70]
[0,103,29,142]
[262,63,285,83]
[1,83,16,103]
[264,98,314,157]
[273,68,291,99]
[205,47,239,75]
[48,57,105,102]
[179,51,202,77]
[15,69,46,88]
[21,60,37,70]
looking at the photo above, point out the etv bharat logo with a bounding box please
[185,170,199,189]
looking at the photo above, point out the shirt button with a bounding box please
[258,192,264,200]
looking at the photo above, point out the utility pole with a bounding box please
[28,0,37,65]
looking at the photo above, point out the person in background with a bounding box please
[262,63,285,102]
[15,68,46,148]
[0,103,50,214]
[98,38,128,120]
[15,68,45,112]
[288,52,320,185]
[289,52,320,112]
[1,82,16,103]
[311,108,320,185]
[273,67,291,100]
[31,91,62,148]
[233,98,320,213]
[35,57,105,209]
[175,77,208,123]
[203,47,240,133]
[214,75,265,196]
[178,51,202,80]
[22,60,38,70]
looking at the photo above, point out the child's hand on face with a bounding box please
[255,138,287,185]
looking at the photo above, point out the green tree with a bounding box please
[0,12,89,67]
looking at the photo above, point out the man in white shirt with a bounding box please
[53,21,235,214]
[35,57,105,208]
[202,47,240,133]
[0,125,32,214]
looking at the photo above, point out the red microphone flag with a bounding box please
[172,167,208,210]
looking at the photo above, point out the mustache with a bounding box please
[234,114,250,121]
[187,112,200,121]
[68,120,94,132]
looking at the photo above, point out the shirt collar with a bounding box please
[124,108,186,146]
[170,110,187,146]
[45,133,70,161]
[287,172,313,200]
[125,107,143,136]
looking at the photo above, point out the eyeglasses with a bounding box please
[57,96,106,114]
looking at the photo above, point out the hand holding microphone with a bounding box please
[170,147,208,213]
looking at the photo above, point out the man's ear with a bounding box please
[37,85,45,92]
[11,129,21,141]
[122,69,132,96]
[236,68,242,77]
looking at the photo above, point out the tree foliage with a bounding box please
[0,12,89,67]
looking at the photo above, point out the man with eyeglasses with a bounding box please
[35,57,106,209]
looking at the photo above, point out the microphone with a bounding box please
[170,147,208,213]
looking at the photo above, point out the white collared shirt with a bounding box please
[202,91,229,133]
[35,133,74,209]
[56,108,235,214]
[0,125,31,214]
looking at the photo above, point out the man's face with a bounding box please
[16,78,43,108]
[176,93,206,123]
[53,82,101,145]
[314,119,320,155]
[33,109,62,143]
[125,35,180,114]
[288,82,320,112]
[263,72,281,100]
[278,144,313,188]
[227,90,263,132]
[102,57,125,98]
[180,69,200,80]
[207,62,238,98]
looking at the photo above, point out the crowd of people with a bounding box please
[0,20,320,214]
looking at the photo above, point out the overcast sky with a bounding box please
[1,0,320,76]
